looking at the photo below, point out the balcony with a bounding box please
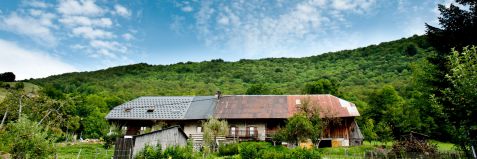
[226,130,260,140]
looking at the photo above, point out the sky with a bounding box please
[0,0,452,80]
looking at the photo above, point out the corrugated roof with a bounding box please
[214,95,289,119]
[184,96,216,119]
[287,95,360,118]
[106,96,216,120]
[106,94,359,120]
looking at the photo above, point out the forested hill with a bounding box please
[29,35,430,103]
[23,35,447,140]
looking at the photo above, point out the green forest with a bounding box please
[0,0,476,158]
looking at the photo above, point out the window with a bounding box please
[230,126,236,136]
[147,109,154,112]
[197,126,202,133]
[124,108,131,112]
[249,127,255,136]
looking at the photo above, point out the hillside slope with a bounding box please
[29,35,431,104]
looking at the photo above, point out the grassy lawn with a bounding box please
[55,142,113,159]
[320,140,458,159]
[430,140,457,152]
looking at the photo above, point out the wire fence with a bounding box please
[55,147,114,159]
[321,151,464,159]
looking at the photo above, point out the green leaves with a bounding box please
[0,116,56,158]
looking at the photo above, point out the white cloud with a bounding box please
[59,16,112,28]
[181,6,193,12]
[0,39,77,80]
[332,0,376,12]
[24,0,50,8]
[57,0,105,16]
[89,40,127,58]
[122,33,134,40]
[190,0,379,58]
[114,4,131,17]
[0,12,57,46]
[72,26,114,39]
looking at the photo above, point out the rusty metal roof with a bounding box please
[106,94,359,120]
[214,95,289,119]
[287,95,360,118]
[215,95,359,119]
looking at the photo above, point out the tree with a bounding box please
[0,116,55,159]
[303,79,338,95]
[0,72,15,82]
[441,46,477,156]
[278,114,314,147]
[202,117,228,152]
[367,85,407,137]
[245,83,270,95]
[426,0,477,55]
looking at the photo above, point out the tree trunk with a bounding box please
[0,109,8,128]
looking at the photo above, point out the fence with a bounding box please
[321,151,464,159]
[113,138,134,159]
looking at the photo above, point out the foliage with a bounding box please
[163,146,194,159]
[135,144,163,159]
[0,72,15,82]
[103,124,124,149]
[290,147,322,159]
[303,79,338,95]
[56,143,113,159]
[238,142,272,159]
[202,117,228,152]
[442,46,477,155]
[245,83,270,95]
[135,144,194,159]
[0,116,55,159]
[218,143,239,156]
[425,1,477,154]
[278,114,314,146]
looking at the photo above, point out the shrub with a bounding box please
[260,147,289,159]
[0,116,56,159]
[135,144,163,159]
[239,142,271,159]
[218,143,239,156]
[163,146,193,159]
[290,147,321,159]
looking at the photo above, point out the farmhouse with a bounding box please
[106,94,363,147]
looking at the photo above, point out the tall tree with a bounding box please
[303,79,338,95]
[0,72,15,82]
[202,117,228,152]
[442,46,477,156]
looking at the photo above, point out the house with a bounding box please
[132,126,188,157]
[106,94,363,147]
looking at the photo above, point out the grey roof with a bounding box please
[184,96,216,119]
[106,96,216,120]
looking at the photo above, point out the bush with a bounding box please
[218,143,239,156]
[239,142,271,159]
[135,145,163,159]
[163,146,193,159]
[0,116,56,159]
[135,144,194,159]
[260,147,289,159]
[290,147,321,159]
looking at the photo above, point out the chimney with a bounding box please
[215,91,222,99]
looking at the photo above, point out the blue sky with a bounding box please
[0,0,450,80]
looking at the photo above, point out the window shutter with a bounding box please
[246,127,250,137]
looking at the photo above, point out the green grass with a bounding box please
[0,82,40,101]
[430,140,457,152]
[55,143,113,159]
